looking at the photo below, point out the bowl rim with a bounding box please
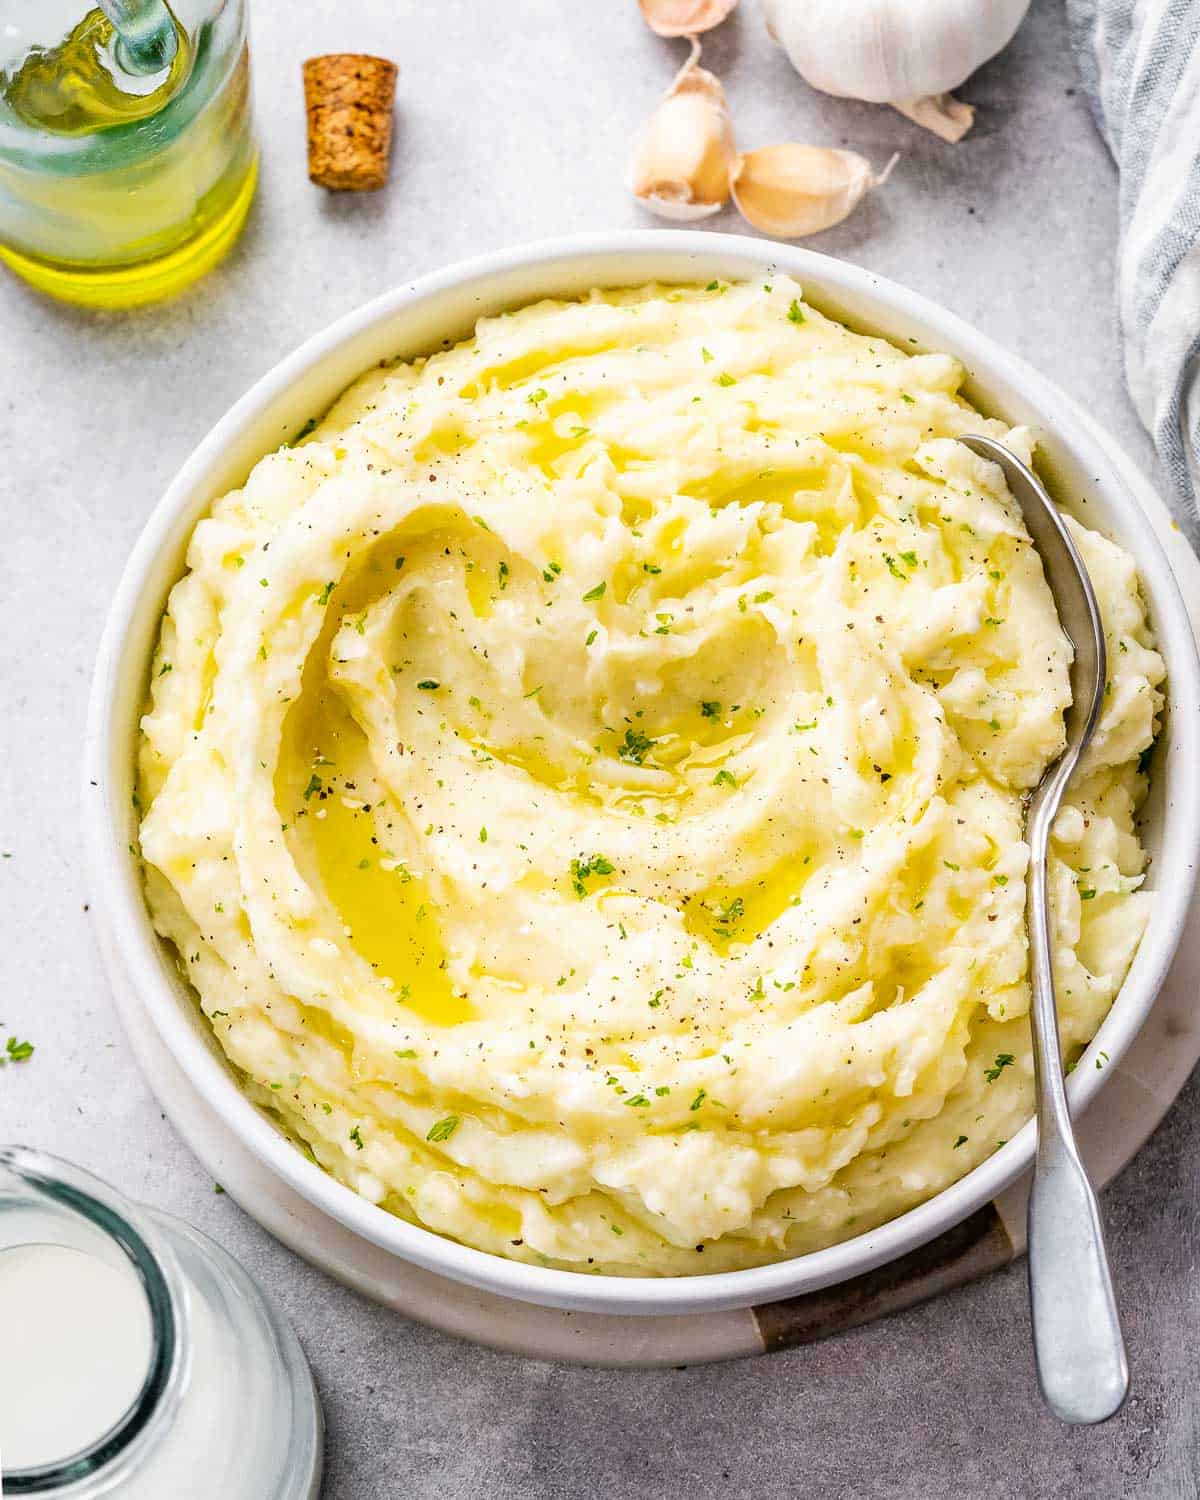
[84,229,1200,1316]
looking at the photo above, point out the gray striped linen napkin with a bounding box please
[1068,0,1200,545]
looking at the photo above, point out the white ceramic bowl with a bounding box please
[85,231,1200,1317]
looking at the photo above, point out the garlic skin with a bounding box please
[762,0,1031,141]
[638,0,739,39]
[628,49,736,220]
[730,144,897,239]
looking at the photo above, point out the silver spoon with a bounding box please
[959,435,1127,1425]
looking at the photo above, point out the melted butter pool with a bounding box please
[279,680,473,1028]
[684,853,819,951]
[309,791,473,1027]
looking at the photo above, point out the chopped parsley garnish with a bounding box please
[883,553,908,580]
[570,853,615,898]
[618,727,655,765]
[984,1053,1015,1083]
[705,280,720,291]
[712,768,737,787]
[528,387,548,403]
[4,1036,34,1063]
[317,581,335,605]
[953,1135,968,1149]
[302,773,323,801]
[899,550,918,567]
[479,827,488,843]
[349,1125,365,1150]
[498,560,510,590]
[624,1094,651,1108]
[717,373,736,387]
[582,581,607,602]
[427,1115,460,1142]
[713,896,744,933]
[585,629,598,646]
[395,1048,418,1059]
[701,346,714,363]
[701,700,721,718]
[416,679,440,691]
[900,393,916,405]
[1079,887,1097,900]
[787,299,805,324]
[689,1088,707,1111]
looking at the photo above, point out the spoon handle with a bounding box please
[1028,1123,1128,1421]
[1026,812,1129,1423]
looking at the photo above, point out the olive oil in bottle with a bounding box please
[0,1,256,307]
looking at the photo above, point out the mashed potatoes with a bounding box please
[137,279,1163,1274]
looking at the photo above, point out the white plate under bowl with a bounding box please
[83,232,1200,1326]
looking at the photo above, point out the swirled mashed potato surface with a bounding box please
[138,280,1163,1274]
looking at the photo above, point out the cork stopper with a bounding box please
[303,54,398,191]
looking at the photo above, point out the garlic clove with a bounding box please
[638,0,739,38]
[631,192,725,222]
[628,49,736,219]
[730,144,897,239]
[892,94,975,143]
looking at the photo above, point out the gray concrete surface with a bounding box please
[2,1,1197,1496]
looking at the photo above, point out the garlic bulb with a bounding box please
[762,0,1031,142]
[628,45,736,220]
[730,144,897,238]
[638,0,739,38]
